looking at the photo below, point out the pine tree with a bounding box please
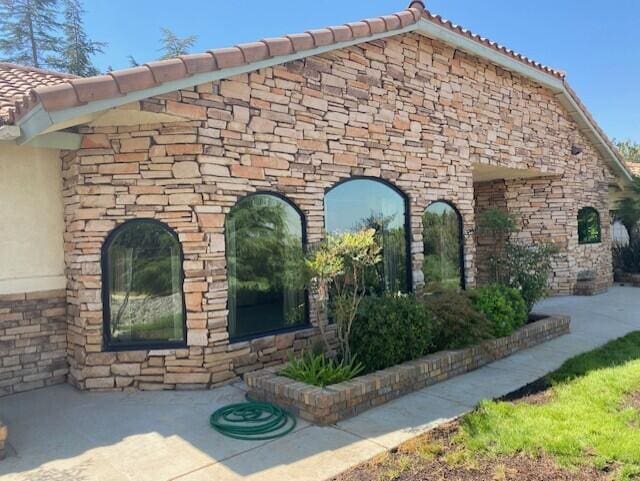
[0,0,61,68]
[51,0,105,76]
[158,28,197,59]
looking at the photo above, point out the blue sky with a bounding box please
[84,0,640,142]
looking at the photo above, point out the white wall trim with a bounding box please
[0,275,66,296]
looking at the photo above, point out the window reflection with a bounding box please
[423,201,464,292]
[325,178,409,293]
[226,194,307,339]
[103,220,185,348]
[577,207,601,244]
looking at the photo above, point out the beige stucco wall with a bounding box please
[0,143,65,294]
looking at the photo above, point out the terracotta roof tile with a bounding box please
[0,1,570,126]
[626,162,640,177]
[0,62,75,122]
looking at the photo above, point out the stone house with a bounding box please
[0,1,635,395]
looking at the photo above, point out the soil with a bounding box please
[626,391,640,410]
[331,421,609,481]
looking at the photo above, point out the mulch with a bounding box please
[332,408,609,481]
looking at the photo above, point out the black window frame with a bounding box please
[324,176,413,293]
[423,199,466,290]
[225,191,311,344]
[101,218,188,352]
[577,206,602,245]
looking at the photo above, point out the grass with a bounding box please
[460,331,640,479]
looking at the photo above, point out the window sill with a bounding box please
[103,340,187,352]
[229,323,314,345]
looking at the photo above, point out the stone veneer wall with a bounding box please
[474,175,612,294]
[62,31,614,391]
[0,289,68,396]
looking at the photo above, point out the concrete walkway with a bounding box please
[1,286,639,481]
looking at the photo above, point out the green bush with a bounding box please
[470,284,527,337]
[280,352,364,387]
[501,242,556,313]
[350,293,433,372]
[422,290,494,351]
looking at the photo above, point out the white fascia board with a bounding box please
[555,89,634,184]
[415,19,565,92]
[0,124,21,141]
[415,18,632,186]
[16,23,419,143]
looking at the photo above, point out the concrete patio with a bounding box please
[1,286,639,481]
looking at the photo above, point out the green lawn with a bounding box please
[460,331,640,480]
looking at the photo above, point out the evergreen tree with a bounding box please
[158,27,197,59]
[126,55,139,67]
[51,0,105,76]
[0,0,61,68]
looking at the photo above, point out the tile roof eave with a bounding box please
[4,0,569,127]
[1,1,631,188]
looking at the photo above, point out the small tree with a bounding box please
[477,207,555,313]
[158,27,197,59]
[51,0,105,76]
[477,208,517,282]
[306,229,381,363]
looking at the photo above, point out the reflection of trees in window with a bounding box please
[577,207,601,244]
[325,178,409,293]
[103,220,185,349]
[423,201,464,292]
[226,194,306,339]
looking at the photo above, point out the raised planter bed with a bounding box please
[245,314,570,425]
[615,271,640,287]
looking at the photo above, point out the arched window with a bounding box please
[102,219,186,350]
[226,194,307,340]
[325,178,410,293]
[422,201,465,292]
[577,207,601,244]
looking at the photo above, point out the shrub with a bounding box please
[614,238,640,274]
[477,207,555,312]
[305,229,381,363]
[470,284,527,337]
[422,290,494,351]
[280,352,364,387]
[350,293,433,372]
[501,242,556,313]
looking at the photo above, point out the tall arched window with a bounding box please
[422,201,465,292]
[226,194,307,340]
[577,207,601,244]
[325,178,410,293]
[102,219,186,350]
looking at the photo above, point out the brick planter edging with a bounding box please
[245,314,570,425]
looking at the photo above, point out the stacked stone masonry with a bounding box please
[246,315,571,424]
[0,290,68,397]
[57,32,614,391]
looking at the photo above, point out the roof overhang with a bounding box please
[8,14,634,188]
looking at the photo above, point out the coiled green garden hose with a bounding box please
[209,401,296,440]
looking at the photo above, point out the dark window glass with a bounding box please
[423,201,464,292]
[577,207,601,244]
[103,220,186,349]
[226,194,307,340]
[325,178,409,293]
